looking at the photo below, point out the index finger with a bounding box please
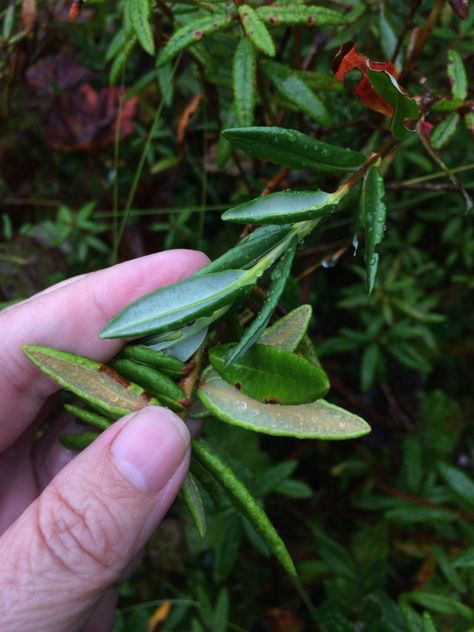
[0,250,209,450]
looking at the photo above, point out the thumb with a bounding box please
[0,406,190,632]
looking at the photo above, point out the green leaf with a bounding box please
[405,592,474,620]
[60,432,99,451]
[109,37,137,85]
[361,343,379,391]
[198,368,370,439]
[359,166,386,293]
[431,112,459,149]
[119,345,186,377]
[366,67,420,140]
[453,547,474,569]
[100,270,256,339]
[256,5,347,26]
[422,612,437,632]
[225,241,297,364]
[438,461,474,507]
[431,96,465,113]
[198,225,293,275]
[379,5,397,60]
[192,440,296,576]
[63,404,112,430]
[216,106,237,167]
[222,190,338,225]
[23,345,158,418]
[209,343,329,404]
[213,514,242,582]
[238,5,275,57]
[222,126,365,173]
[156,13,233,67]
[233,38,257,127]
[262,61,329,125]
[259,304,312,351]
[129,0,155,55]
[111,358,185,411]
[447,49,467,101]
[181,473,206,537]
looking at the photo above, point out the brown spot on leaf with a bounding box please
[100,364,131,388]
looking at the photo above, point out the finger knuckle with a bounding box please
[35,482,125,585]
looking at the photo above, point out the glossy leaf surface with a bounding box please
[256,5,347,26]
[129,0,155,55]
[233,38,256,127]
[222,190,337,225]
[366,67,420,139]
[192,440,296,576]
[359,166,386,293]
[238,5,275,57]
[23,345,157,418]
[181,473,206,537]
[209,343,329,404]
[222,127,365,173]
[156,13,233,67]
[198,368,370,439]
[225,240,297,364]
[199,225,292,275]
[100,270,255,339]
[60,432,99,451]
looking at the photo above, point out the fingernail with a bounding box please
[110,406,190,493]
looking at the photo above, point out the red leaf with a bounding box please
[27,55,137,151]
[449,0,469,19]
[333,43,399,117]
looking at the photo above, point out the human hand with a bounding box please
[0,249,209,632]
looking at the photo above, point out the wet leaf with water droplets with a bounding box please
[359,166,386,294]
[222,126,365,173]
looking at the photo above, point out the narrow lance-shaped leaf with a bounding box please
[262,62,330,126]
[438,462,474,508]
[129,0,155,55]
[23,345,158,418]
[100,270,256,339]
[431,113,459,150]
[156,13,233,67]
[198,367,371,440]
[256,5,347,26]
[192,440,296,576]
[111,358,184,411]
[447,49,467,101]
[119,345,186,377]
[197,225,292,275]
[64,404,112,431]
[222,126,366,173]
[180,473,206,537]
[209,343,330,405]
[359,166,386,294]
[366,66,420,140]
[238,5,276,57]
[233,38,256,127]
[222,190,338,225]
[225,240,297,365]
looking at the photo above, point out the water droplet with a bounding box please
[322,257,336,269]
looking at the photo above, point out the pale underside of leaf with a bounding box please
[198,368,370,440]
[260,304,312,351]
[23,345,155,417]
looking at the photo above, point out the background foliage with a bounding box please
[1,0,474,630]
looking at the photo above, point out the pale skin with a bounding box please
[0,249,209,632]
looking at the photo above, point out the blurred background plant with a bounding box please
[1,0,474,629]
